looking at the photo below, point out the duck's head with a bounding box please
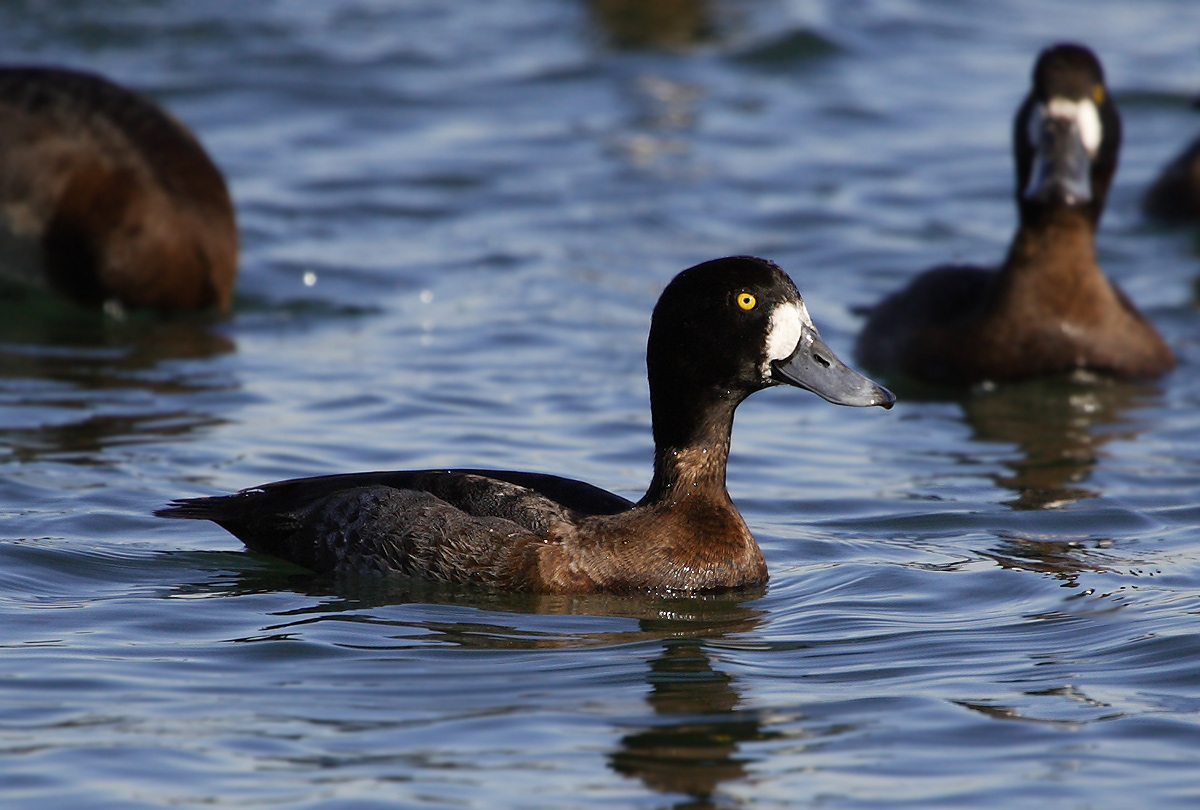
[646,257,894,438]
[1014,43,1120,226]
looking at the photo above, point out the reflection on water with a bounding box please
[610,639,777,808]
[0,288,237,463]
[606,602,768,806]
[961,376,1156,511]
[954,693,1112,729]
[183,559,771,806]
[982,533,1117,586]
[202,559,766,644]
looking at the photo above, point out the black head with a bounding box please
[1013,43,1120,227]
[646,257,893,449]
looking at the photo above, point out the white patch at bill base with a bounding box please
[1028,97,1103,156]
[762,301,812,375]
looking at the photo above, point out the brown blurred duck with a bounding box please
[0,67,236,312]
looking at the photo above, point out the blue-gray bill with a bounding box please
[1025,111,1093,205]
[772,327,895,409]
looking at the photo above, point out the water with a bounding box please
[2,1,1199,807]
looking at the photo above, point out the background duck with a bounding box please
[0,66,237,313]
[1142,95,1200,224]
[855,43,1175,385]
[158,256,894,593]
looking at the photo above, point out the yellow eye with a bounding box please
[736,292,756,311]
[1092,85,1105,104]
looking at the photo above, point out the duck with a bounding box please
[854,43,1175,385]
[1141,96,1200,224]
[158,256,895,593]
[0,66,237,312]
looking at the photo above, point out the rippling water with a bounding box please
[2,1,1200,807]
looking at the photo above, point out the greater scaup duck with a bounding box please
[1142,96,1200,224]
[855,44,1175,384]
[0,67,237,312]
[158,256,895,593]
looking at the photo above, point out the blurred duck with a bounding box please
[855,44,1174,385]
[1142,96,1200,223]
[159,257,894,593]
[0,67,237,313]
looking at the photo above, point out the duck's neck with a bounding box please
[992,208,1105,311]
[1011,206,1097,263]
[640,388,740,507]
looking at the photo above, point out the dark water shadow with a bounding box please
[979,532,1120,588]
[175,552,777,808]
[608,637,781,809]
[959,376,1159,511]
[962,378,1159,585]
[185,552,766,645]
[0,286,239,463]
[880,373,1161,583]
[885,373,1159,512]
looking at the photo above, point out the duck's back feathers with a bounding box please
[1142,136,1200,224]
[855,250,1174,385]
[0,67,228,205]
[855,265,993,381]
[216,481,551,585]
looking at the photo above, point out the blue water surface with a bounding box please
[1,1,1199,808]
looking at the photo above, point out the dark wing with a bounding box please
[224,484,548,582]
[156,469,635,580]
[159,469,632,522]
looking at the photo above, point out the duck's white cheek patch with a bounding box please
[763,301,809,375]
[1028,97,1103,156]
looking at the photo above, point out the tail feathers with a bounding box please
[155,497,224,520]
[154,489,308,555]
[154,490,277,524]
